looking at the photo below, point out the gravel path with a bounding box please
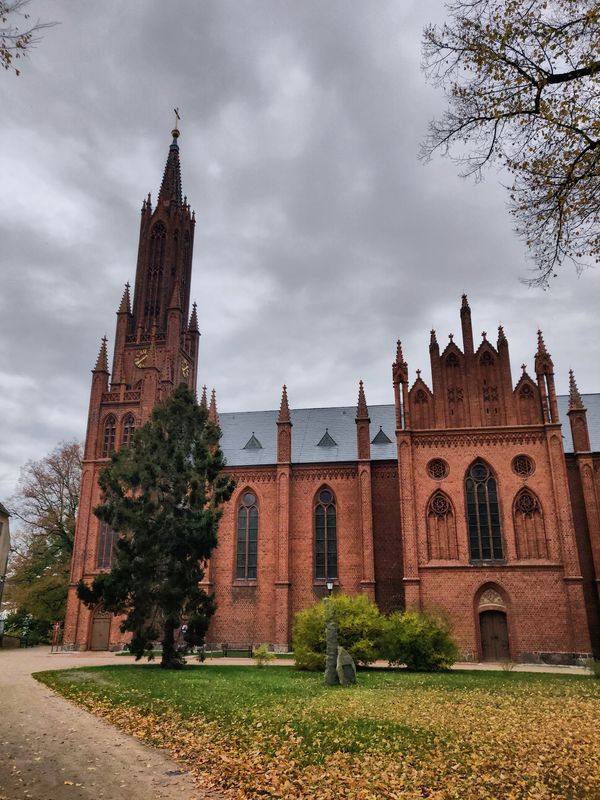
[0,647,227,800]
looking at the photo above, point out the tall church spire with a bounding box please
[130,124,195,338]
[158,127,183,207]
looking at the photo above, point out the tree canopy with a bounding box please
[77,384,235,669]
[421,0,600,286]
[4,441,81,640]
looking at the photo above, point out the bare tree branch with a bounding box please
[1,0,57,75]
[421,0,600,286]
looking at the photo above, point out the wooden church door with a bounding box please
[480,610,509,661]
[90,610,111,651]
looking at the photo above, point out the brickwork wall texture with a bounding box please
[63,134,600,661]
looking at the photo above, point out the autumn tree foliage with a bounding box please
[421,0,600,286]
[1,1,55,75]
[77,384,235,669]
[5,441,82,637]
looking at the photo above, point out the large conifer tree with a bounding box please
[77,384,234,668]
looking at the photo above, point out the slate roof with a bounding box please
[219,394,600,467]
[558,393,600,453]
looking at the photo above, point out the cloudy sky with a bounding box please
[1,0,598,497]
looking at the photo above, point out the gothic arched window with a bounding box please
[518,382,538,425]
[315,488,337,580]
[102,416,116,458]
[513,489,548,559]
[427,491,458,560]
[236,490,258,579]
[96,522,116,569]
[122,414,135,448]
[465,461,504,561]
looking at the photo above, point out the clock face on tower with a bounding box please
[134,349,148,368]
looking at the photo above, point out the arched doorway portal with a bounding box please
[90,609,111,651]
[480,610,509,661]
[477,586,510,662]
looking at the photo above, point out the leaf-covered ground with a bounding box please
[35,665,599,800]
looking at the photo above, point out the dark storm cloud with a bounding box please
[0,0,598,496]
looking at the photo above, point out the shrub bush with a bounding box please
[293,594,384,670]
[253,644,276,668]
[380,609,458,671]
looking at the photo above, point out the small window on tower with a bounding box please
[122,415,136,448]
[102,416,116,458]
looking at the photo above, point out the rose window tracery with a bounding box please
[512,454,535,478]
[427,459,449,480]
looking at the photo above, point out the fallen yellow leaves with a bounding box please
[38,669,600,800]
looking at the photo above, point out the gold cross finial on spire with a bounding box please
[171,108,181,141]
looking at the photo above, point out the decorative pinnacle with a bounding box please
[416,369,421,378]
[208,388,219,424]
[93,336,109,372]
[448,333,454,342]
[430,329,438,347]
[569,369,584,410]
[521,363,527,373]
[481,331,487,341]
[118,282,131,314]
[189,302,199,332]
[537,329,548,354]
[356,379,369,420]
[200,385,208,410]
[461,293,470,311]
[395,339,404,365]
[278,384,291,423]
[497,325,507,346]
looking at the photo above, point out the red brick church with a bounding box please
[64,130,600,663]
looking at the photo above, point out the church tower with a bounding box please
[63,126,199,650]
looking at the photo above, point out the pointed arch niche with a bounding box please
[411,386,433,429]
[513,488,549,559]
[146,221,166,323]
[426,491,458,560]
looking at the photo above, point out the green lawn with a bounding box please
[35,665,600,799]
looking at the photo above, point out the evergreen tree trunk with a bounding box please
[161,617,182,669]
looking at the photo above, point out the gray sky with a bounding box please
[1,0,598,497]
